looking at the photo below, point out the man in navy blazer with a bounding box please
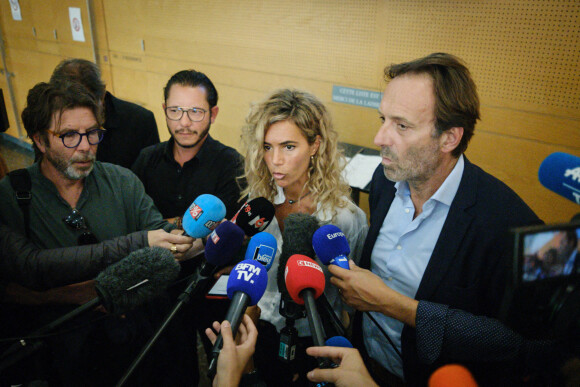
[329,53,542,386]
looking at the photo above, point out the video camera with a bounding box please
[500,220,580,341]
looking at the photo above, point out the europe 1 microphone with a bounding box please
[312,224,351,269]
[207,259,268,379]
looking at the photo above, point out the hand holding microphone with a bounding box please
[306,346,378,387]
[207,259,268,378]
[205,315,258,387]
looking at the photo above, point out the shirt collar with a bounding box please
[393,154,465,207]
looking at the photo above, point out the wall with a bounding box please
[1,0,578,223]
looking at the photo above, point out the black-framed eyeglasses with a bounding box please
[63,209,99,245]
[165,106,207,122]
[47,128,106,148]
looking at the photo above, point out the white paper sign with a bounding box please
[343,154,382,190]
[9,0,22,21]
[69,7,85,42]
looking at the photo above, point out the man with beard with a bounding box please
[50,58,160,169]
[328,53,544,385]
[131,70,244,385]
[132,69,244,220]
[0,81,195,386]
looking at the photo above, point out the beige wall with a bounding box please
[1,0,578,223]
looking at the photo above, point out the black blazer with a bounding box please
[357,157,542,385]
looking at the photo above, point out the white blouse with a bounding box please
[258,187,369,336]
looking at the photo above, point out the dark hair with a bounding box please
[163,70,218,108]
[50,59,106,102]
[385,53,480,157]
[21,82,103,153]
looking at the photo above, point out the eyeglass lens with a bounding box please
[165,107,206,122]
[61,129,105,148]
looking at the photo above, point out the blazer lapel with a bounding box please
[415,158,477,301]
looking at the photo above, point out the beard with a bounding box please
[380,140,441,184]
[170,121,211,149]
[44,148,96,180]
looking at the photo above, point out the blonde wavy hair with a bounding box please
[240,89,351,218]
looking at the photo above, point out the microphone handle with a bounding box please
[301,289,326,347]
[207,291,250,379]
[118,264,214,387]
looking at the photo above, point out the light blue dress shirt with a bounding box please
[363,155,465,379]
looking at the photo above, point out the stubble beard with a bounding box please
[45,148,95,180]
[171,122,211,149]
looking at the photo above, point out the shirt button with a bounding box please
[388,277,393,281]
[177,168,182,174]
[177,195,183,200]
[405,208,410,214]
[396,245,402,250]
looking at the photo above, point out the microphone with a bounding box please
[277,213,320,297]
[244,231,277,271]
[285,254,326,346]
[428,364,478,387]
[95,246,181,314]
[116,222,244,386]
[324,336,353,348]
[207,259,269,378]
[232,197,275,236]
[538,152,580,205]
[0,247,180,371]
[182,194,226,238]
[312,225,351,269]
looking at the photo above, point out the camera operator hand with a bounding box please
[306,346,378,387]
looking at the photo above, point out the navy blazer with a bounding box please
[357,157,542,385]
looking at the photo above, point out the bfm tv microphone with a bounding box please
[428,364,478,387]
[312,225,351,270]
[0,247,179,372]
[117,222,245,387]
[232,197,275,236]
[207,259,269,378]
[539,152,580,205]
[285,254,327,346]
[182,194,226,238]
[244,231,277,271]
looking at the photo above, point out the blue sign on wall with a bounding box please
[332,86,382,109]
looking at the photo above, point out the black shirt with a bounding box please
[131,135,244,219]
[98,91,160,169]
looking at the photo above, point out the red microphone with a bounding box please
[428,364,478,387]
[284,254,326,346]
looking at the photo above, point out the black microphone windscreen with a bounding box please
[95,246,180,314]
[277,213,319,295]
[234,197,275,236]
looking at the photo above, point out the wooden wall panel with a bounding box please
[1,0,578,223]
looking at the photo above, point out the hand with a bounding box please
[205,314,258,387]
[147,229,194,260]
[214,264,234,279]
[329,260,418,327]
[306,346,378,387]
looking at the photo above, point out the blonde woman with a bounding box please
[240,89,368,385]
